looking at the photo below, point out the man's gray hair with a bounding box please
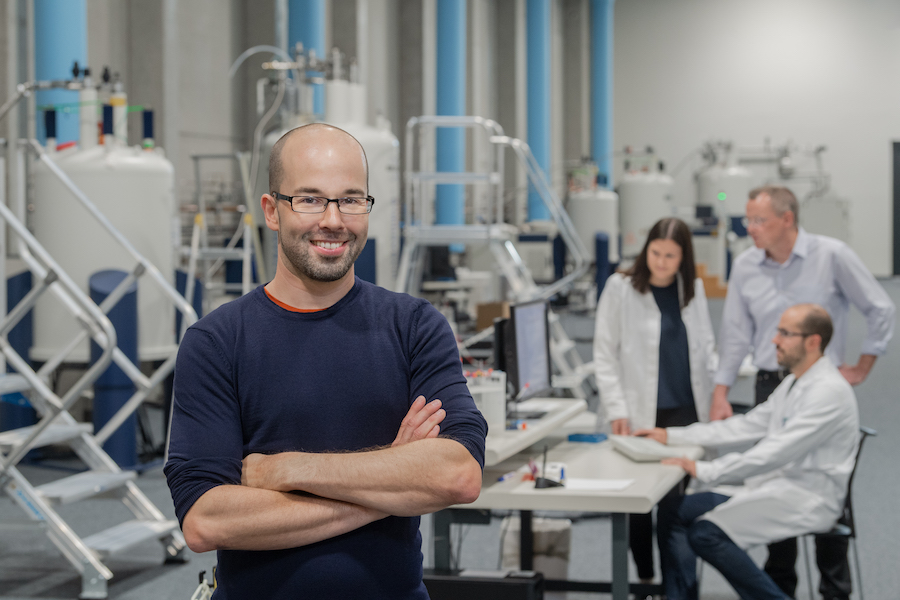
[749,185,799,227]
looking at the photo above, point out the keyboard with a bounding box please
[609,435,689,462]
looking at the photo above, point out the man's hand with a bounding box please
[242,453,287,491]
[611,418,631,436]
[661,456,696,477]
[633,427,667,444]
[709,385,734,421]
[392,396,445,447]
[839,354,876,386]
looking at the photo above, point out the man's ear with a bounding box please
[262,194,279,232]
[806,332,822,354]
[785,210,797,229]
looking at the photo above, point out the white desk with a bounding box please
[437,439,703,600]
[483,397,586,467]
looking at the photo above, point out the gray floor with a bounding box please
[2,279,900,599]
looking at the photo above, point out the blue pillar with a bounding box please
[436,0,466,236]
[34,0,87,145]
[289,0,325,116]
[90,270,138,468]
[591,0,615,187]
[526,0,552,222]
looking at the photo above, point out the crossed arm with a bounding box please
[182,396,483,553]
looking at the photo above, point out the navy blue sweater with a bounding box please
[165,279,487,599]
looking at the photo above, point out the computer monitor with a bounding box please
[495,299,552,403]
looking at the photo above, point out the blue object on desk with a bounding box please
[568,432,607,443]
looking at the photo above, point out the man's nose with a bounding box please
[319,202,345,228]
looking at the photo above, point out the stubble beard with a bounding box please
[776,345,805,371]
[280,231,364,282]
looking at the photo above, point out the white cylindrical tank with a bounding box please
[697,164,752,218]
[618,170,675,259]
[325,79,351,124]
[330,86,401,291]
[566,188,619,264]
[31,144,177,363]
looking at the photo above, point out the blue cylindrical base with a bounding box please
[2,272,36,432]
[89,270,138,468]
[595,232,612,296]
[92,386,137,468]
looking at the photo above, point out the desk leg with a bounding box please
[433,510,452,570]
[520,510,534,571]
[611,513,629,600]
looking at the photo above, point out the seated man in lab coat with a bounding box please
[635,303,859,600]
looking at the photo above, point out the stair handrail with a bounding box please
[26,140,199,445]
[0,200,117,472]
[489,135,591,302]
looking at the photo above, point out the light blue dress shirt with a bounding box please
[715,229,895,386]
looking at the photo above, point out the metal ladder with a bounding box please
[398,116,595,398]
[182,152,267,315]
[0,140,198,598]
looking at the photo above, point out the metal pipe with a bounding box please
[435,0,467,235]
[34,0,86,144]
[289,0,326,114]
[591,0,615,186]
[526,0,552,222]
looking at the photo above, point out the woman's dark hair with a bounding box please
[626,217,696,307]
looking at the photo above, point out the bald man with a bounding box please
[165,124,487,599]
[637,304,860,600]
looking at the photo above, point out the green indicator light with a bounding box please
[717,192,727,201]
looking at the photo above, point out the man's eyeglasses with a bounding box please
[775,328,811,338]
[271,192,375,215]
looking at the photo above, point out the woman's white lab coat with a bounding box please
[593,273,716,430]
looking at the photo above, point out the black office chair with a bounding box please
[800,425,876,600]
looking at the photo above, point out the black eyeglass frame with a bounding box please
[775,328,812,339]
[271,192,375,215]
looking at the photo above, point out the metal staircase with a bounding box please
[0,139,198,598]
[398,116,595,399]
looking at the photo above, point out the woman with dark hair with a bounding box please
[593,217,722,586]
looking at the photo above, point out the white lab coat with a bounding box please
[667,357,860,549]
[593,273,716,431]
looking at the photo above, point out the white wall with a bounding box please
[614,0,900,275]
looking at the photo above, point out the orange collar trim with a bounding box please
[264,287,326,313]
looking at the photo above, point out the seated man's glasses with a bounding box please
[775,328,811,338]
[272,192,375,215]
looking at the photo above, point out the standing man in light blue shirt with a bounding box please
[712,185,895,600]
